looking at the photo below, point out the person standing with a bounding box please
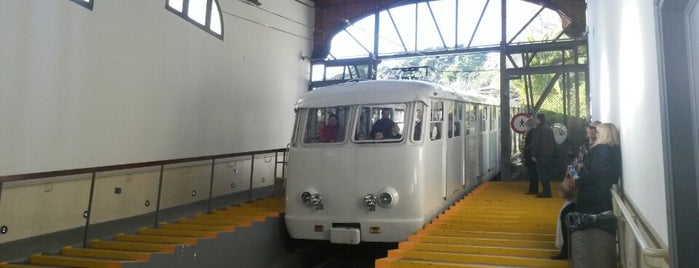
[523,118,539,194]
[531,113,556,198]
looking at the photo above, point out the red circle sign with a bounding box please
[510,113,531,134]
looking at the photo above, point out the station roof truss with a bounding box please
[305,0,588,92]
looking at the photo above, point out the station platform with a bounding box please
[0,182,570,267]
[376,181,569,268]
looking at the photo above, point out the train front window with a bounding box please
[303,107,350,144]
[354,104,407,142]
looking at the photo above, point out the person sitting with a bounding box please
[318,114,342,142]
[370,109,398,139]
[413,110,423,140]
[567,122,621,267]
[551,121,600,260]
[373,132,384,140]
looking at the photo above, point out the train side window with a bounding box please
[454,103,463,137]
[464,104,471,136]
[70,0,93,10]
[354,104,406,142]
[303,106,350,144]
[413,103,425,141]
[430,101,443,141]
[447,102,454,138]
[166,0,224,40]
[482,106,487,133]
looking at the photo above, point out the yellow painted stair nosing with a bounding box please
[137,227,218,238]
[60,246,152,261]
[114,233,199,245]
[29,253,133,268]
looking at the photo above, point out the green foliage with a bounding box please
[378,53,492,90]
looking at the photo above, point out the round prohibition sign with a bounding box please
[510,113,531,134]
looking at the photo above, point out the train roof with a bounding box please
[296,80,496,108]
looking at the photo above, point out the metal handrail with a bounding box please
[611,187,669,259]
[0,148,287,184]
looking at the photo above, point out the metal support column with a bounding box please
[499,0,511,179]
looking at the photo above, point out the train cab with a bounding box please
[284,80,500,244]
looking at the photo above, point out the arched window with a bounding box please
[166,0,224,40]
[71,0,93,10]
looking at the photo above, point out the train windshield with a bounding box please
[354,104,407,142]
[303,106,350,144]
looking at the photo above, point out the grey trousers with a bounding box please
[571,228,617,268]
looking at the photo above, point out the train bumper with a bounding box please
[284,215,426,243]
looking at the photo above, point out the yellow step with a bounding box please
[176,217,252,226]
[137,227,218,238]
[114,233,198,245]
[238,202,284,208]
[157,223,236,232]
[376,257,519,268]
[61,246,151,261]
[398,241,558,258]
[209,210,271,217]
[219,207,281,216]
[29,254,131,268]
[385,249,568,268]
[426,221,555,234]
[88,240,176,253]
[431,217,557,228]
[407,235,556,249]
[194,213,267,222]
[415,229,555,241]
[0,263,64,268]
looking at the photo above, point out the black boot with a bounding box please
[550,251,568,260]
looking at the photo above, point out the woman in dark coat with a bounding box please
[574,123,622,214]
[568,122,621,268]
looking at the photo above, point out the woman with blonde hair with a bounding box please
[568,122,622,267]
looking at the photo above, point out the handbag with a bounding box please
[566,210,617,234]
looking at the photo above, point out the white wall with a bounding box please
[0,157,276,242]
[588,0,668,245]
[0,0,312,177]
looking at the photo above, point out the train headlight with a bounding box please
[300,187,323,210]
[377,187,399,208]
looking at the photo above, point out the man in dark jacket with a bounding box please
[524,118,539,194]
[531,113,556,197]
[370,109,398,139]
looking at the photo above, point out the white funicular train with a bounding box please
[284,80,502,244]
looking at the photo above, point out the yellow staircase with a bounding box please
[376,182,569,268]
[0,196,284,268]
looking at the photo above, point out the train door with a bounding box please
[424,101,446,200]
[464,103,479,187]
[480,105,489,180]
[445,101,464,198]
[489,106,498,173]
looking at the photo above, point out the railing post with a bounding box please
[282,151,287,178]
[83,172,97,248]
[249,154,255,202]
[273,152,279,179]
[207,158,216,214]
[154,165,165,228]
